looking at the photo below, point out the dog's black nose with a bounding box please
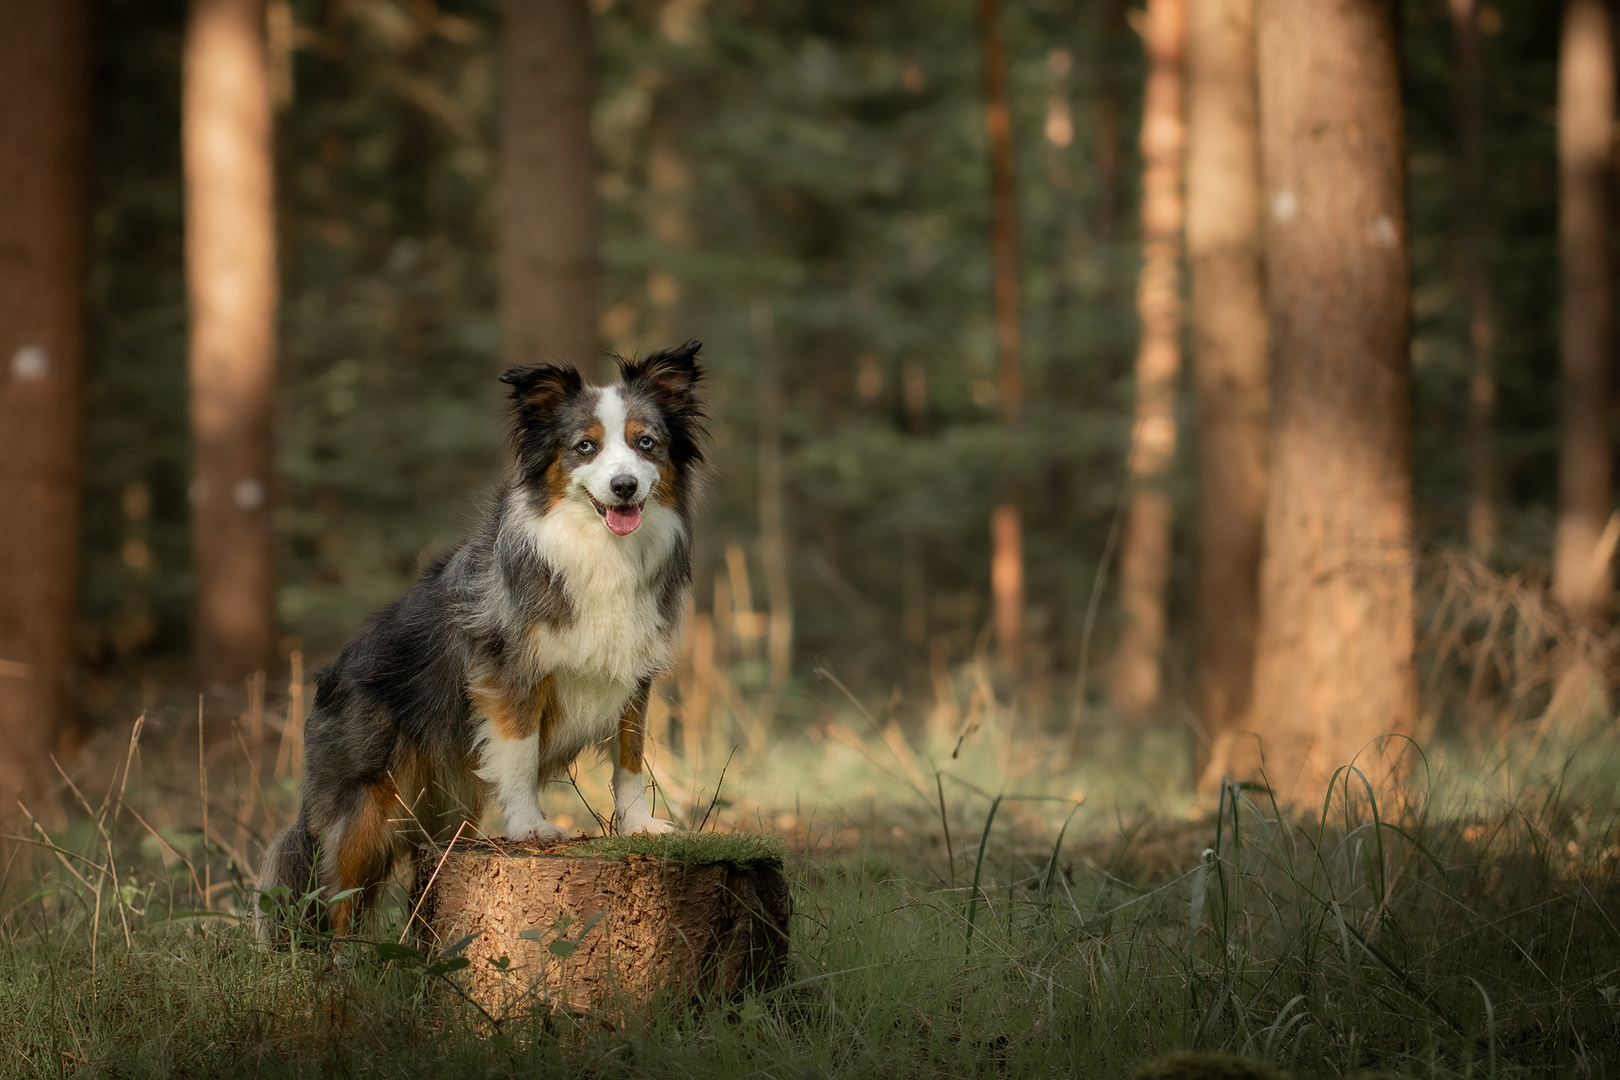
[610,475,639,501]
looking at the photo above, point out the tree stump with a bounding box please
[418,834,791,1016]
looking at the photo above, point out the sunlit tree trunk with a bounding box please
[1251,0,1415,805]
[1554,0,1614,627]
[1186,0,1267,786]
[978,0,1025,678]
[0,0,90,815]
[185,0,278,692]
[1451,0,1496,558]
[501,0,601,372]
[1111,0,1185,720]
[751,300,792,700]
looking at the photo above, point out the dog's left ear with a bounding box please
[619,340,703,404]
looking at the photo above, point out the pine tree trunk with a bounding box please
[1111,0,1185,720]
[752,299,792,698]
[1554,0,1614,627]
[1094,0,1128,249]
[501,0,601,373]
[184,0,279,691]
[1452,0,1496,558]
[0,0,90,813]
[1186,0,1267,785]
[978,0,1026,679]
[1251,0,1416,805]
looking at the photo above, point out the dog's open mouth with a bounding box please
[587,494,645,536]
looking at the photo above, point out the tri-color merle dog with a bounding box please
[256,342,706,941]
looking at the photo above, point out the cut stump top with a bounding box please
[419,833,791,1017]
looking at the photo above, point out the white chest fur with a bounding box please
[513,493,683,735]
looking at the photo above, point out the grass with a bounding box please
[5,561,1620,1078]
[4,720,1618,1079]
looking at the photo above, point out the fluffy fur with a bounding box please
[256,343,707,942]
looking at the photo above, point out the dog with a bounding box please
[256,342,706,942]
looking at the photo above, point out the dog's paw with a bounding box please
[616,815,679,836]
[504,819,572,846]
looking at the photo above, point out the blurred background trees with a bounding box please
[0,0,91,812]
[1184,0,1265,791]
[1249,0,1416,800]
[500,0,602,376]
[184,0,281,700]
[0,0,1607,808]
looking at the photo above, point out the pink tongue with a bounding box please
[605,505,643,536]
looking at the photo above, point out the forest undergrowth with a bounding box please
[4,561,1620,1079]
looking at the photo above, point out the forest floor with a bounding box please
[3,679,1619,1079]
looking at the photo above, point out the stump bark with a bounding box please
[418,838,791,1015]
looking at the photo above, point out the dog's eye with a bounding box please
[575,439,597,456]
[636,434,657,452]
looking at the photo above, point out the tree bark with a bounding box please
[1111,0,1186,720]
[185,0,279,691]
[421,842,790,1015]
[1094,0,1128,248]
[0,0,90,814]
[978,0,1026,678]
[501,0,601,373]
[1554,0,1614,627]
[1251,0,1416,805]
[1186,0,1267,786]
[751,299,792,698]
[1452,0,1496,558]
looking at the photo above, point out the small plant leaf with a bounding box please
[375,942,424,964]
[548,939,578,957]
[441,932,480,958]
[425,955,471,977]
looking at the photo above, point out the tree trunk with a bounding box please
[185,0,279,692]
[1094,0,1128,248]
[1251,0,1416,805]
[1111,0,1186,720]
[501,0,601,373]
[1554,0,1614,627]
[421,841,790,1015]
[752,299,792,698]
[1452,0,1496,558]
[1186,0,1267,787]
[0,0,90,815]
[978,0,1026,679]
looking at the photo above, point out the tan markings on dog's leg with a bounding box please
[617,690,649,773]
[655,460,679,507]
[330,781,398,936]
[469,677,537,741]
[532,673,559,744]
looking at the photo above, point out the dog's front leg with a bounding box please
[612,681,677,835]
[473,675,570,845]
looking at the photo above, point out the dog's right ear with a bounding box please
[499,364,582,417]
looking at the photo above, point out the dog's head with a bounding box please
[499,340,706,535]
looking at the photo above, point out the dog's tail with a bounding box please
[254,808,318,947]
